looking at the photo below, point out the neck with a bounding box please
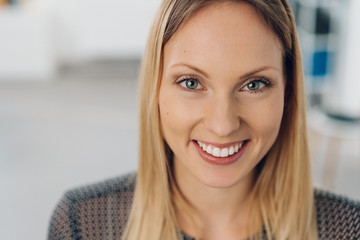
[173,165,257,239]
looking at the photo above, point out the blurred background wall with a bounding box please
[291,0,360,119]
[289,0,360,200]
[0,1,161,239]
[0,0,359,239]
[0,0,161,80]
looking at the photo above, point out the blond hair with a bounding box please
[122,0,318,239]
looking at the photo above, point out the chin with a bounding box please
[195,168,255,189]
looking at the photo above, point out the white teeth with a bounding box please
[202,145,207,151]
[234,145,239,152]
[229,146,234,155]
[206,145,212,154]
[213,148,221,157]
[196,140,244,158]
[220,148,228,157]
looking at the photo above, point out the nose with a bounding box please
[203,94,240,137]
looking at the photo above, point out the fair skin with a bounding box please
[159,2,285,240]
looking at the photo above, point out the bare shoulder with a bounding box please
[314,189,360,239]
[48,172,136,240]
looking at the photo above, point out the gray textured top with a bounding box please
[48,172,360,240]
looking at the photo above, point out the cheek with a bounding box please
[243,95,284,141]
[159,90,197,144]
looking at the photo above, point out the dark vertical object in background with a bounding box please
[294,1,334,106]
[312,7,331,78]
[315,7,330,34]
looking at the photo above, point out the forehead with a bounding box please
[163,1,283,74]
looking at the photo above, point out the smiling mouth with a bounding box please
[195,140,245,158]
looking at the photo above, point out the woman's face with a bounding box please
[159,2,285,188]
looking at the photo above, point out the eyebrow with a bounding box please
[169,63,210,78]
[239,66,280,79]
[168,63,280,80]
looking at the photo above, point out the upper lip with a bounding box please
[193,140,246,148]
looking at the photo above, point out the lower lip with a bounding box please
[192,140,249,166]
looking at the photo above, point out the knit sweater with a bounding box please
[48,172,360,240]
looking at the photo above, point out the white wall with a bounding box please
[0,0,161,80]
[0,7,55,80]
[49,0,162,61]
[322,0,360,118]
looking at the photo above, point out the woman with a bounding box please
[48,0,360,239]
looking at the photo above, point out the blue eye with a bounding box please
[179,78,203,90]
[246,81,262,90]
[243,80,269,91]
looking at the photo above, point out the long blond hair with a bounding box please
[122,0,318,239]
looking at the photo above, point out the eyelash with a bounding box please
[175,75,273,94]
[241,78,273,94]
[175,75,204,91]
